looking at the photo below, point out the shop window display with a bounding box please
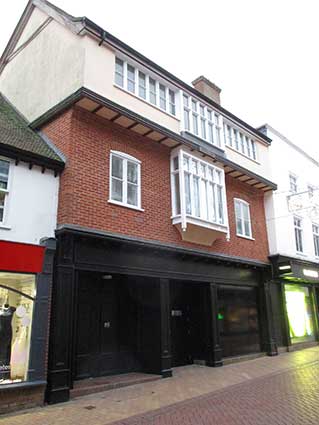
[0,273,35,384]
[285,284,315,343]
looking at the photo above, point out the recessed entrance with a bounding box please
[75,273,141,379]
[170,281,207,367]
[74,272,162,381]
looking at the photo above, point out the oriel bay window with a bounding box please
[171,148,228,246]
[109,151,141,210]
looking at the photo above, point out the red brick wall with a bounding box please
[42,107,269,262]
[0,385,45,415]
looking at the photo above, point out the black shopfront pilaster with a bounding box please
[207,283,222,367]
[46,225,273,404]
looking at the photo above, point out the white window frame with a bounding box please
[170,149,228,231]
[308,185,315,199]
[109,151,143,211]
[224,121,258,162]
[0,158,11,226]
[293,215,303,253]
[181,93,224,150]
[313,223,319,257]
[114,57,177,118]
[234,198,253,239]
[289,173,298,193]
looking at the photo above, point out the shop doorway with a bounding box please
[170,281,206,367]
[74,273,141,380]
[218,286,261,358]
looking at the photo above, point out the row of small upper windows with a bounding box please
[224,124,257,161]
[115,58,177,116]
[110,151,252,240]
[182,95,222,148]
[114,58,259,160]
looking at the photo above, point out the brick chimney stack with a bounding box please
[192,76,222,105]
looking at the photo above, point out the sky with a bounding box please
[0,0,319,158]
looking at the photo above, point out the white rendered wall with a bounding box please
[264,127,319,262]
[0,10,85,122]
[0,158,59,245]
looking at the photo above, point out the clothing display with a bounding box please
[0,305,16,380]
[10,326,28,380]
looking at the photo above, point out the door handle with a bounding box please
[103,321,111,328]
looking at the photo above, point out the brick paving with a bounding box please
[113,359,319,425]
[1,346,318,425]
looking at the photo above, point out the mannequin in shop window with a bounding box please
[0,297,16,380]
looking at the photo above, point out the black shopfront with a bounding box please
[268,255,319,350]
[46,225,276,404]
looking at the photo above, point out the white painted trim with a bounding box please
[113,55,178,119]
[107,199,144,212]
[234,198,253,239]
[114,83,179,121]
[226,144,260,164]
[109,151,142,210]
[110,150,141,164]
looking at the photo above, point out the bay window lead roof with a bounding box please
[0,0,271,145]
[0,93,64,171]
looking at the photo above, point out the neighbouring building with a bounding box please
[0,0,279,405]
[0,93,64,412]
[261,124,319,352]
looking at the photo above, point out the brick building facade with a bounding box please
[43,107,269,263]
[0,0,281,408]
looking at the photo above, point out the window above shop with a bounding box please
[0,159,10,224]
[115,57,177,117]
[182,94,223,149]
[170,148,228,245]
[312,224,319,257]
[289,173,298,193]
[224,123,258,161]
[234,199,253,239]
[294,216,303,253]
[109,151,142,211]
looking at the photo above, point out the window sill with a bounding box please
[226,144,260,164]
[236,233,255,241]
[114,84,180,121]
[108,199,144,212]
[296,251,307,257]
[0,224,11,230]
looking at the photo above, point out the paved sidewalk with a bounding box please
[1,347,318,425]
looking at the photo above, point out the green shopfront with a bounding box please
[269,255,319,350]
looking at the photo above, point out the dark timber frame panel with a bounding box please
[46,226,276,404]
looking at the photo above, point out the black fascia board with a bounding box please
[56,223,270,269]
[269,254,319,270]
[30,87,277,190]
[79,17,271,145]
[0,142,65,172]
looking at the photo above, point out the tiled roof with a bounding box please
[0,93,63,163]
